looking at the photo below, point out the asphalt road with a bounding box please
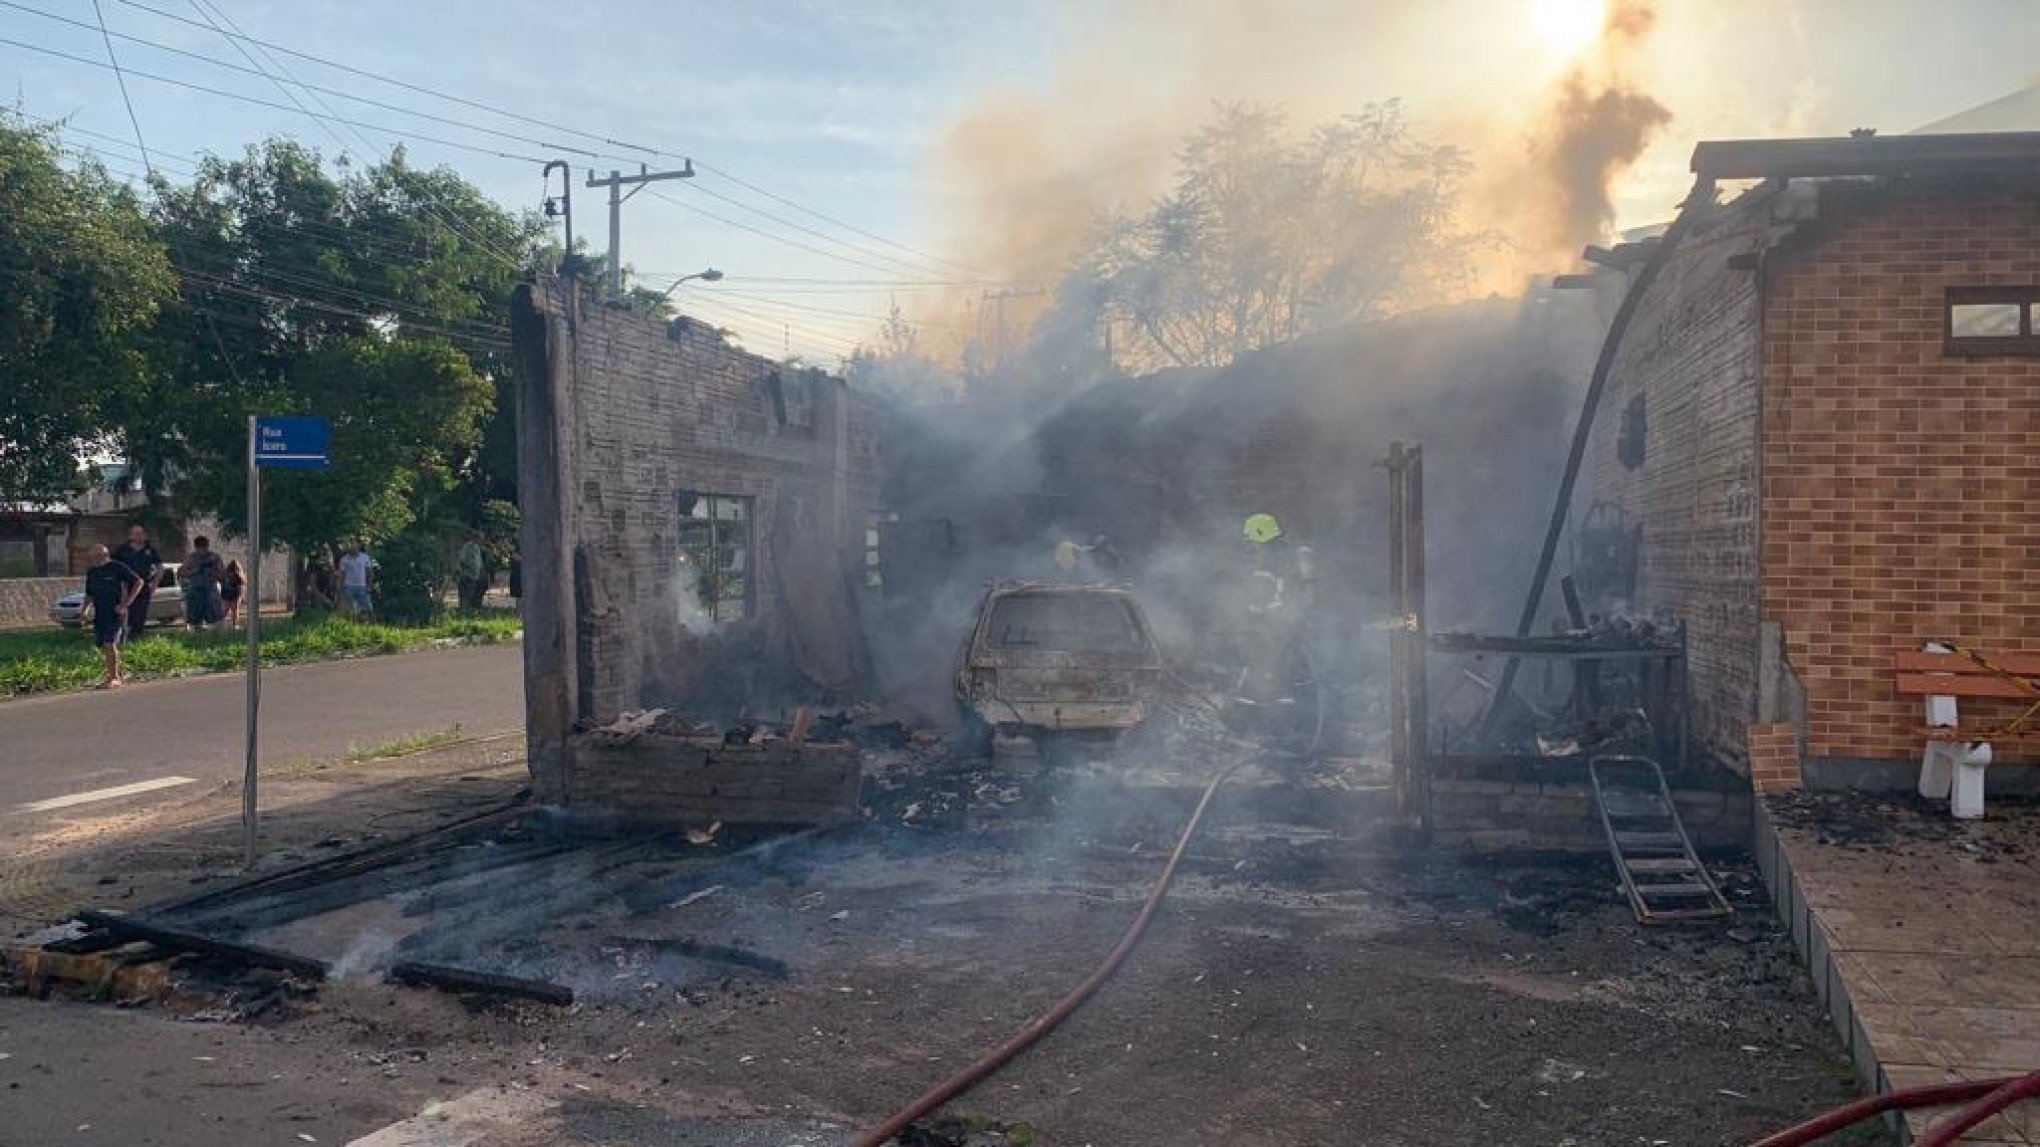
[0,642,523,822]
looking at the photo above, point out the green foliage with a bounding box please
[0,611,521,697]
[477,499,521,565]
[0,112,175,497]
[135,140,543,553]
[373,530,451,623]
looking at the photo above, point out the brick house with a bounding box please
[1580,132,2040,792]
[511,278,885,801]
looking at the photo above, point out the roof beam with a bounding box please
[1691,132,2040,179]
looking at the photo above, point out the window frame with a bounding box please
[676,492,755,623]
[1945,286,2040,357]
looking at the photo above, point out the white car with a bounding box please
[50,567,185,629]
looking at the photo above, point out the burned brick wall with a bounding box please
[1585,198,1771,772]
[1760,180,2040,773]
[515,277,884,799]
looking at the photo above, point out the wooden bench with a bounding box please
[1892,644,2040,819]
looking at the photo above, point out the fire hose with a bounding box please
[1749,1069,2040,1147]
[851,760,1248,1147]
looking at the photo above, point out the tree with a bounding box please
[1074,102,1484,372]
[137,141,541,557]
[0,113,174,497]
[845,303,963,403]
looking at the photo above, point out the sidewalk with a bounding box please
[1757,791,2040,1144]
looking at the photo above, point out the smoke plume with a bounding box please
[1501,0,1673,264]
[916,0,1676,347]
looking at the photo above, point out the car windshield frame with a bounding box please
[984,592,1147,654]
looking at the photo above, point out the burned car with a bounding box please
[955,582,1164,752]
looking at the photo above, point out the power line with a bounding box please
[690,161,985,277]
[675,178,943,279]
[702,286,974,334]
[2,0,609,161]
[88,0,152,172]
[182,0,529,271]
[0,35,554,164]
[105,0,980,275]
[644,187,932,278]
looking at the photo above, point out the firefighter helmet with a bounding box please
[1242,512,1283,544]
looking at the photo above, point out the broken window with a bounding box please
[987,593,1145,653]
[1617,393,1647,470]
[1946,288,2040,355]
[677,492,752,622]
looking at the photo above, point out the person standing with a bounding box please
[339,541,377,620]
[81,544,143,688]
[178,536,227,629]
[221,558,248,627]
[110,523,161,642]
[456,534,486,610]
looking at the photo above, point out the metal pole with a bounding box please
[605,169,622,300]
[1385,443,1409,818]
[243,417,262,869]
[1407,445,1431,835]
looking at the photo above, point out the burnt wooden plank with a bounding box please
[77,910,329,981]
[387,961,573,1005]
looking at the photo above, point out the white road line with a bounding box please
[16,775,198,813]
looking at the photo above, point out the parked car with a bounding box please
[954,582,1164,753]
[50,567,184,629]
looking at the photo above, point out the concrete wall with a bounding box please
[514,278,884,801]
[1760,180,2040,774]
[1586,197,1772,771]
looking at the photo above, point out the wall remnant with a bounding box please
[513,278,884,808]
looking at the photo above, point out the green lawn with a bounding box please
[0,611,523,697]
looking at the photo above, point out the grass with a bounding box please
[342,722,470,763]
[0,611,523,698]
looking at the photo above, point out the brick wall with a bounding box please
[1587,198,1771,770]
[1746,721,1803,794]
[1761,181,2040,768]
[518,280,884,783]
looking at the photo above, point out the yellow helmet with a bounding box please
[1242,512,1283,544]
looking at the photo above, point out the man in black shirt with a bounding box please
[82,544,143,689]
[111,523,161,642]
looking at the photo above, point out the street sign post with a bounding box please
[245,415,330,868]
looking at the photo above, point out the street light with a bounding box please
[658,267,724,301]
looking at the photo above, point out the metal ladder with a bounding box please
[1589,755,1732,924]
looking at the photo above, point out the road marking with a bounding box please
[17,776,198,813]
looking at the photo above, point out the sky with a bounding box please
[4,0,2036,362]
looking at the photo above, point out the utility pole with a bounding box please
[586,162,695,299]
[982,285,1046,371]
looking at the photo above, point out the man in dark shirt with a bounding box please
[82,544,143,689]
[111,523,161,642]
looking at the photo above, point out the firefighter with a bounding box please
[1235,512,1323,757]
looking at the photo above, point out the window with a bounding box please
[677,492,752,622]
[987,593,1145,653]
[1617,393,1647,470]
[1946,287,2040,355]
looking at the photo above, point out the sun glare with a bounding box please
[1529,0,1606,59]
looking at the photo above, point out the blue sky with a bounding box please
[5,0,2036,361]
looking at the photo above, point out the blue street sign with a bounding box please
[253,415,330,470]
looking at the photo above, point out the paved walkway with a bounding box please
[1758,792,2040,1144]
[0,643,523,831]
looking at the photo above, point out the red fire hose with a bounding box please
[851,760,1247,1147]
[1750,1070,2040,1147]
